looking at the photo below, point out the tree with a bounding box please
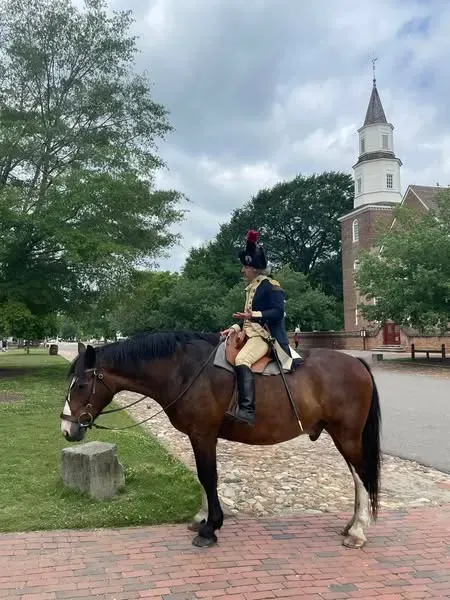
[0,0,184,331]
[183,240,242,289]
[131,266,341,334]
[356,191,450,331]
[275,266,342,331]
[111,270,179,336]
[0,300,57,339]
[183,172,353,301]
[57,315,81,341]
[148,277,228,332]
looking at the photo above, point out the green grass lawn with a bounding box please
[0,350,201,533]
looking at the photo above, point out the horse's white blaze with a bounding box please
[347,465,370,542]
[60,378,76,435]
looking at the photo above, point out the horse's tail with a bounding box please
[357,357,382,520]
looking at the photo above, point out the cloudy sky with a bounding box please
[109,0,450,271]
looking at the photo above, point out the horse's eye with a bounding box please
[77,382,87,390]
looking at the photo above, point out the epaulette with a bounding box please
[268,278,282,288]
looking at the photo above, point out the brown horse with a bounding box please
[60,330,381,549]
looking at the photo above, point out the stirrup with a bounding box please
[225,406,255,427]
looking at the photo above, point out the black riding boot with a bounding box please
[227,365,255,427]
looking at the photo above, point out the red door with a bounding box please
[383,322,400,345]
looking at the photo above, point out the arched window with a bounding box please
[353,259,360,271]
[352,219,359,243]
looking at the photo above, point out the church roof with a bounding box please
[408,185,444,212]
[363,80,388,126]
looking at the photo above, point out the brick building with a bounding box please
[339,74,441,346]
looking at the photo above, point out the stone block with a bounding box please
[49,344,58,355]
[61,441,125,500]
[372,352,383,361]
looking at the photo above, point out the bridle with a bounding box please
[60,341,221,432]
[60,368,116,428]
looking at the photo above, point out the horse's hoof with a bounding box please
[188,518,206,532]
[343,534,365,549]
[192,534,218,548]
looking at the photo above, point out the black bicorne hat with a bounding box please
[238,230,267,270]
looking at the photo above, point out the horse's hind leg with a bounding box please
[189,436,224,548]
[343,458,370,548]
[329,432,370,549]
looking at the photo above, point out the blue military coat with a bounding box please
[239,277,291,355]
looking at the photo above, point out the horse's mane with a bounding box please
[68,330,220,376]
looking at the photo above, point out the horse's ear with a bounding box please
[85,344,96,369]
[78,342,86,355]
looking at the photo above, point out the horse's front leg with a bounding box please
[188,488,208,532]
[189,435,224,547]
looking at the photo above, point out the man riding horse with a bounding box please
[221,230,301,427]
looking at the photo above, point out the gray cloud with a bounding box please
[108,0,450,271]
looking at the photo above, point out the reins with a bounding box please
[63,340,221,432]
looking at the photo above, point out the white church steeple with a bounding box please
[353,62,402,209]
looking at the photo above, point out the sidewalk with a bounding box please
[1,507,449,600]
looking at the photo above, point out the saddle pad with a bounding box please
[213,341,291,376]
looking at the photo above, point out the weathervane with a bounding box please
[372,54,378,85]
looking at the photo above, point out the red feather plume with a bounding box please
[246,230,259,243]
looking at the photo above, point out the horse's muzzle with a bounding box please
[63,428,85,443]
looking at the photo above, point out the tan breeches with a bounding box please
[235,336,269,368]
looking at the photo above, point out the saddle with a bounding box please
[224,330,272,374]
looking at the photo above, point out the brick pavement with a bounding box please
[1,507,449,600]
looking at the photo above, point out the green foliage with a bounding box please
[275,266,342,331]
[183,171,353,302]
[0,300,58,338]
[65,170,354,336]
[0,351,200,532]
[111,270,180,336]
[148,276,228,332]
[183,240,241,289]
[356,191,450,331]
[109,265,341,334]
[0,0,184,335]
[57,315,81,340]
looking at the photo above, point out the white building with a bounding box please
[353,75,403,209]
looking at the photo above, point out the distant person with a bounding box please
[294,325,301,350]
[1,339,7,352]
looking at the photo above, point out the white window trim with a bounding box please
[386,173,393,189]
[352,219,359,243]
